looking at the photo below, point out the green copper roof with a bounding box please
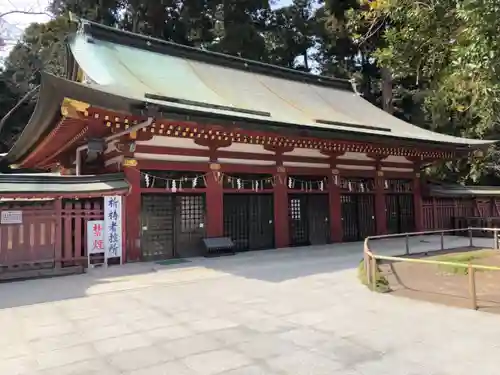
[66,20,493,147]
[428,183,500,197]
[0,173,128,196]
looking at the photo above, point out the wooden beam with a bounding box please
[85,106,462,158]
[133,145,415,168]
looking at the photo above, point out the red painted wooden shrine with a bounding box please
[1,18,493,263]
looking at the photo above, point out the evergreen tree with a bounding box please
[1,0,498,184]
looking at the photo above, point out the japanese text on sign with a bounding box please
[1,211,22,224]
[104,196,123,259]
[87,220,105,254]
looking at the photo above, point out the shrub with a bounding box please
[358,259,391,293]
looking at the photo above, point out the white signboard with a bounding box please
[87,220,105,255]
[104,196,123,260]
[1,211,22,224]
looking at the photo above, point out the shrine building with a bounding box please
[2,18,493,262]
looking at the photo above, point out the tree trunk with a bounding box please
[381,66,394,114]
[132,11,139,33]
[303,51,309,71]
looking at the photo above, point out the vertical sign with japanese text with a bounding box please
[87,220,105,254]
[104,196,123,259]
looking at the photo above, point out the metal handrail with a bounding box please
[366,227,500,256]
[363,227,500,310]
[367,226,500,240]
[367,228,467,241]
[369,253,500,272]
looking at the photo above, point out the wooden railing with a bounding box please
[363,228,500,310]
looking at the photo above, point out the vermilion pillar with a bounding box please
[413,171,424,232]
[206,166,224,237]
[274,168,289,248]
[329,170,343,242]
[375,170,388,235]
[123,166,141,261]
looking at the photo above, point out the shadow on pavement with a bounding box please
[3,235,476,310]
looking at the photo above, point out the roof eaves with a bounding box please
[5,73,66,164]
[428,183,500,197]
[130,100,492,151]
[0,172,127,184]
[0,173,129,196]
[65,37,79,81]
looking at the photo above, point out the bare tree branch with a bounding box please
[358,14,388,46]
[0,85,39,134]
[0,10,52,19]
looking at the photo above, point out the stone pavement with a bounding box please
[0,239,499,375]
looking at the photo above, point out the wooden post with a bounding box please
[328,170,343,242]
[494,230,498,250]
[206,166,224,238]
[74,201,82,261]
[54,198,63,269]
[123,166,141,262]
[432,197,438,229]
[364,251,370,284]
[63,200,73,263]
[413,171,424,232]
[440,231,444,251]
[468,264,477,310]
[371,257,377,290]
[374,170,387,235]
[367,256,372,285]
[273,168,290,248]
[405,235,410,255]
[469,228,473,247]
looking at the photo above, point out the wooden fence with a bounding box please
[422,197,500,230]
[60,199,104,267]
[0,201,56,271]
[0,198,104,273]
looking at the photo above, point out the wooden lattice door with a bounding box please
[341,194,376,242]
[141,194,175,260]
[223,194,274,251]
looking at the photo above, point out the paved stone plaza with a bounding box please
[0,236,499,375]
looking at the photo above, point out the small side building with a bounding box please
[423,182,500,230]
[0,173,128,278]
[1,18,493,264]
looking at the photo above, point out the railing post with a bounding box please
[468,264,477,310]
[405,235,410,255]
[440,231,444,251]
[366,255,372,285]
[494,230,498,250]
[364,251,369,281]
[364,240,369,281]
[371,257,377,290]
[468,228,473,247]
